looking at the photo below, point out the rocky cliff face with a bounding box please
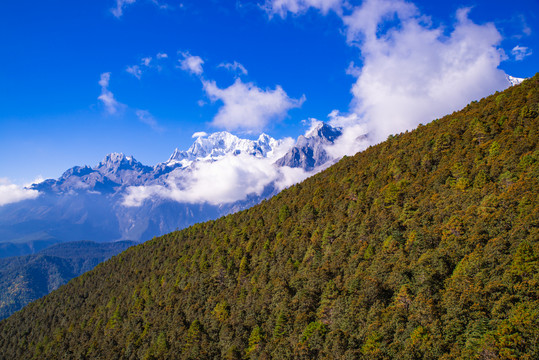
[275,122,342,171]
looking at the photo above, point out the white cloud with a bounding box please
[126,54,166,79]
[111,0,137,18]
[325,110,369,159]
[218,61,248,75]
[24,176,45,188]
[122,138,301,206]
[112,0,171,18]
[341,1,509,144]
[98,72,111,88]
[192,131,208,138]
[263,0,344,18]
[303,117,324,135]
[150,0,170,10]
[342,0,417,45]
[141,57,152,66]
[274,166,311,191]
[126,65,142,79]
[179,52,204,75]
[203,78,305,132]
[263,0,511,158]
[98,72,124,114]
[136,109,164,132]
[512,45,532,61]
[0,178,40,206]
[345,61,361,77]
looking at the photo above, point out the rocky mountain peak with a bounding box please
[275,122,343,171]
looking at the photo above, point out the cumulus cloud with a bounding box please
[179,52,204,75]
[325,110,369,159]
[98,72,124,114]
[203,78,305,132]
[264,0,512,158]
[218,61,248,75]
[156,52,168,59]
[122,138,303,206]
[343,3,508,143]
[512,45,532,61]
[263,0,344,18]
[111,0,137,18]
[136,109,163,132]
[0,178,40,206]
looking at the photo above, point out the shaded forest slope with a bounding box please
[0,75,538,359]
[0,241,136,320]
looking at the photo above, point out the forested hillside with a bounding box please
[0,75,537,359]
[0,241,136,320]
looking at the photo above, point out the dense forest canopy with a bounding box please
[0,74,538,359]
[0,241,136,320]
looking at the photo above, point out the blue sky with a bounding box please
[0,0,537,185]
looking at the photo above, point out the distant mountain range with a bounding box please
[0,123,343,255]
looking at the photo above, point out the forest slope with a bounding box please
[0,75,537,359]
[0,241,136,320]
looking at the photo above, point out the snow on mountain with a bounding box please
[507,75,525,86]
[31,132,293,196]
[167,131,282,166]
[95,153,153,184]
[9,126,343,246]
[32,153,155,194]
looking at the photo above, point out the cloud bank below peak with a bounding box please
[122,137,306,207]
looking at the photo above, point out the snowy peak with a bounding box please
[507,75,525,87]
[94,152,153,186]
[167,131,281,164]
[304,122,342,142]
[97,153,138,169]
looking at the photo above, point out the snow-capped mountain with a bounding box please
[33,132,290,195]
[275,122,342,171]
[33,153,154,193]
[6,128,340,248]
[167,132,282,165]
[507,75,526,86]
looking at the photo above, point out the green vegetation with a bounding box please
[0,241,136,320]
[0,75,538,359]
